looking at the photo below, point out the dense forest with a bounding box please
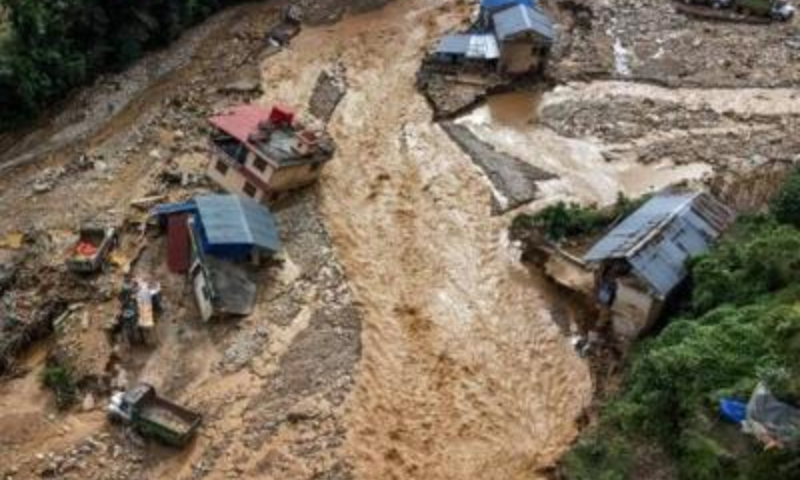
[0,0,242,130]
[562,170,800,479]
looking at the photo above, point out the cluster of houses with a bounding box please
[432,0,555,75]
[151,104,335,322]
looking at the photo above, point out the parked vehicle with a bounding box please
[66,225,117,273]
[107,383,201,447]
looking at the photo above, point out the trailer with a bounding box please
[676,0,795,22]
[66,225,118,274]
[108,383,201,447]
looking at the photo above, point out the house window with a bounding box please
[253,157,268,173]
[215,160,229,176]
[243,182,258,198]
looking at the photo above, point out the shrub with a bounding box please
[513,194,647,242]
[40,362,77,410]
[770,168,800,228]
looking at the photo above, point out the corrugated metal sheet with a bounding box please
[167,213,191,274]
[481,0,535,12]
[209,105,272,147]
[584,191,736,299]
[435,34,500,59]
[493,4,554,43]
[195,195,280,254]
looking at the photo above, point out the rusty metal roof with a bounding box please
[584,191,736,298]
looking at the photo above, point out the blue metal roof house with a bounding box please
[480,0,536,15]
[584,191,735,340]
[191,194,280,262]
[152,194,280,264]
[434,33,500,62]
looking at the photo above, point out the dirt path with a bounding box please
[259,1,592,478]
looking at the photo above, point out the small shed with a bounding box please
[584,191,735,341]
[192,195,280,263]
[434,33,500,64]
[492,4,554,74]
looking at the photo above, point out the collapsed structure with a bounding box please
[583,191,736,341]
[432,0,554,75]
[207,104,335,202]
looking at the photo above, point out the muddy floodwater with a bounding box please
[261,1,592,478]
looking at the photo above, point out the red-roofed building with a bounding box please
[207,104,335,202]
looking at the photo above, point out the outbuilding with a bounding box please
[492,3,554,74]
[584,191,736,341]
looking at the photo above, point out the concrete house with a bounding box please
[584,191,735,342]
[207,105,335,203]
[432,0,554,75]
[492,3,554,74]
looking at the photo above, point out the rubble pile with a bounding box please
[547,0,800,87]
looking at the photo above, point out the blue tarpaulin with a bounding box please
[720,399,748,424]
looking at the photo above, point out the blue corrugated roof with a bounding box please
[435,33,500,59]
[493,4,554,43]
[481,0,535,12]
[584,191,735,298]
[194,195,280,254]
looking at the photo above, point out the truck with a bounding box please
[65,225,118,274]
[677,0,795,21]
[107,383,202,447]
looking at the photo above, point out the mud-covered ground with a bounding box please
[1,1,799,480]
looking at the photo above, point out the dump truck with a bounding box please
[66,225,117,273]
[677,0,795,21]
[107,383,201,447]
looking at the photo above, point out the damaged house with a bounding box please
[207,104,335,203]
[584,191,736,342]
[432,0,554,75]
[152,195,281,322]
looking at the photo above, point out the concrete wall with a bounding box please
[499,40,539,75]
[611,277,663,341]
[269,163,322,191]
[192,268,215,323]
[206,155,267,202]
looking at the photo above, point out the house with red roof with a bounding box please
[206,104,335,202]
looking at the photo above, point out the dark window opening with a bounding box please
[215,160,229,176]
[243,182,258,198]
[254,157,268,172]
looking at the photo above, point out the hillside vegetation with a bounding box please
[562,169,800,480]
[0,0,242,130]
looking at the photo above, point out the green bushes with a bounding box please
[512,194,646,242]
[0,0,239,130]
[40,362,77,410]
[561,173,800,480]
[770,168,800,228]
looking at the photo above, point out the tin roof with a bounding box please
[493,4,554,43]
[435,33,500,59]
[209,104,272,149]
[194,195,280,254]
[481,0,535,12]
[209,104,335,168]
[584,191,736,298]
